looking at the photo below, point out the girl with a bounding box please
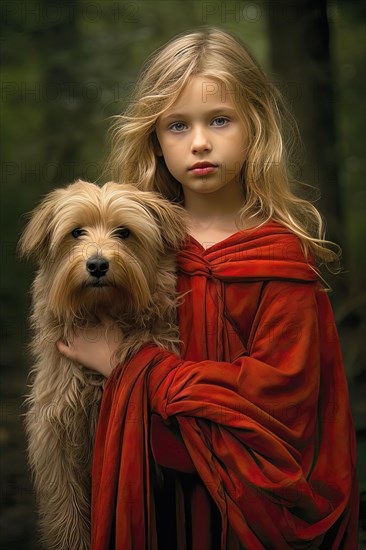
[58,28,359,549]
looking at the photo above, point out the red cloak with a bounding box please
[91,221,359,549]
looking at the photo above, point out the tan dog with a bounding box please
[19,180,187,549]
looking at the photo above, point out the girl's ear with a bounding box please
[18,189,62,262]
[151,131,163,157]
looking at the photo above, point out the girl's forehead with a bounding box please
[161,76,238,118]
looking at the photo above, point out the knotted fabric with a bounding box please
[91,222,359,549]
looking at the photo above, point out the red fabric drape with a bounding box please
[91,222,359,549]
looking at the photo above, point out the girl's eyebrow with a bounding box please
[161,107,237,121]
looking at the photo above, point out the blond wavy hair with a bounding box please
[107,27,340,269]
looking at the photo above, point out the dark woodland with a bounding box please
[0,0,365,547]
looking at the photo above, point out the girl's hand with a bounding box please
[57,320,122,377]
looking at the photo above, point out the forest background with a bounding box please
[1,0,365,547]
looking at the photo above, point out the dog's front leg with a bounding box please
[25,353,102,550]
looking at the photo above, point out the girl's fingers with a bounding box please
[57,341,74,359]
[56,330,118,376]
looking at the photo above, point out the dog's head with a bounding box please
[19,180,187,319]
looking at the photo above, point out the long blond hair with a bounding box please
[107,27,340,269]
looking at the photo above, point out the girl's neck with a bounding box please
[183,178,245,230]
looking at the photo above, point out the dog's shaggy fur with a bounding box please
[19,180,187,549]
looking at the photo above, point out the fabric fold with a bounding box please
[91,221,358,549]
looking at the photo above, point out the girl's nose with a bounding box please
[191,127,212,154]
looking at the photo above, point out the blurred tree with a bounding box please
[265,0,342,248]
[29,0,96,187]
[265,1,365,538]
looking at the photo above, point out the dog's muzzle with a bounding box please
[86,256,109,278]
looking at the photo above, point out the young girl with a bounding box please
[58,28,359,549]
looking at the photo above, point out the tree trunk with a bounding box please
[31,0,92,189]
[266,0,342,247]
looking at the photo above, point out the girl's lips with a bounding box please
[189,164,218,176]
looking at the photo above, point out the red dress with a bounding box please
[91,222,359,549]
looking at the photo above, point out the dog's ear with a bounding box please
[142,196,188,250]
[18,189,63,261]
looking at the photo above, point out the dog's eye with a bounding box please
[114,227,130,239]
[71,228,86,238]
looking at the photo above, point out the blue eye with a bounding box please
[212,117,229,127]
[169,122,187,132]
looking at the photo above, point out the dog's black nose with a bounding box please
[86,256,109,278]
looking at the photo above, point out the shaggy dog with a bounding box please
[19,180,187,549]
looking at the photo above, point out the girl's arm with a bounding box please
[91,280,358,549]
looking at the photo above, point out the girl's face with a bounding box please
[155,76,247,201]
